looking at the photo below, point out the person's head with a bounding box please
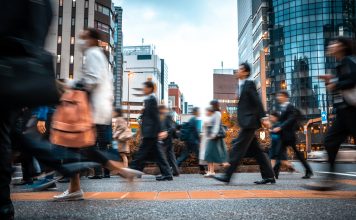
[143,81,155,95]
[206,107,214,116]
[158,105,168,115]
[276,90,290,104]
[210,100,220,112]
[269,111,280,123]
[192,107,200,117]
[113,108,123,118]
[327,37,356,60]
[79,28,101,49]
[236,62,251,80]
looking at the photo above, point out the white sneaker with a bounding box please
[53,189,84,201]
[204,173,216,178]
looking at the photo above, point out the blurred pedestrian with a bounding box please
[203,101,228,177]
[130,81,173,181]
[273,91,313,179]
[159,105,180,176]
[177,107,206,174]
[306,37,356,190]
[113,108,133,168]
[213,63,275,184]
[198,108,214,175]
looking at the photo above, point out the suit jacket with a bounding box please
[141,94,161,138]
[160,115,175,144]
[279,103,298,142]
[237,80,266,129]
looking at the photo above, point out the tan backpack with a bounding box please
[50,90,96,148]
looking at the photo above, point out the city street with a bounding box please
[11,169,356,220]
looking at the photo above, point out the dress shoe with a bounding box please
[273,168,280,179]
[254,178,276,184]
[0,204,14,220]
[173,173,180,177]
[302,180,340,191]
[156,176,173,181]
[212,174,230,184]
[88,175,102,180]
[302,171,313,179]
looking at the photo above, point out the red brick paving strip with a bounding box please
[11,190,356,201]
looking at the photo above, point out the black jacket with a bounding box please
[279,103,299,142]
[141,95,161,138]
[237,80,266,129]
[160,115,175,144]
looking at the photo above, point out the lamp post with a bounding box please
[127,71,133,124]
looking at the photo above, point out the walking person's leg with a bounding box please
[0,111,17,219]
[249,138,275,183]
[155,140,173,180]
[166,141,179,176]
[215,129,256,183]
[176,142,191,167]
[130,138,152,172]
[288,141,313,178]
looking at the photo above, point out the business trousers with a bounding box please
[162,139,179,175]
[130,138,172,177]
[176,142,199,167]
[0,110,16,211]
[93,125,112,177]
[324,106,356,172]
[226,128,274,180]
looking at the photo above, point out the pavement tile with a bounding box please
[157,191,190,200]
[11,192,58,201]
[337,179,356,186]
[220,190,256,199]
[188,191,223,199]
[84,192,127,200]
[121,192,158,200]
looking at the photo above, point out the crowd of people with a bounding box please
[1,0,356,219]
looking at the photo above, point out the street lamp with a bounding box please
[127,71,134,124]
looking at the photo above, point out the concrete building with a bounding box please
[160,59,169,105]
[168,82,182,115]
[113,6,123,108]
[213,69,238,115]
[47,0,115,80]
[122,45,166,124]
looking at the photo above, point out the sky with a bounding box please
[113,0,238,109]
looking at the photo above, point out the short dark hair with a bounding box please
[86,28,101,41]
[270,111,280,119]
[277,90,290,98]
[332,37,356,56]
[143,81,155,92]
[158,105,167,111]
[239,62,251,76]
[192,107,199,114]
[210,100,220,112]
[114,108,123,117]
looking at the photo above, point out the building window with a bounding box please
[85,0,89,8]
[96,21,110,33]
[58,17,62,25]
[57,55,61,63]
[84,18,88,28]
[59,0,63,6]
[57,36,62,44]
[95,3,110,16]
[71,37,75,45]
[72,0,76,7]
[70,55,74,64]
[71,18,75,26]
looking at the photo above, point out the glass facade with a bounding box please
[238,0,254,66]
[113,6,124,108]
[267,0,356,119]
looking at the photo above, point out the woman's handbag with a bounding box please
[216,125,227,139]
[0,37,60,108]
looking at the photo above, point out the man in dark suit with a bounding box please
[272,91,313,179]
[130,81,173,181]
[214,63,275,184]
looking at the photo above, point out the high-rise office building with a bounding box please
[237,0,254,66]
[113,6,123,108]
[47,0,115,80]
[267,0,356,119]
[160,59,169,105]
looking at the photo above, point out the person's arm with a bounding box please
[279,106,298,130]
[210,112,221,138]
[334,58,356,90]
[248,82,266,120]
